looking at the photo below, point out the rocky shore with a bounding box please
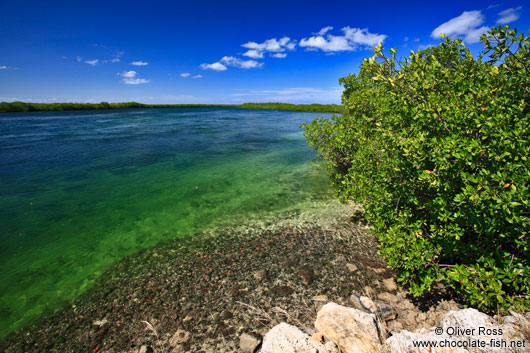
[1,201,528,352]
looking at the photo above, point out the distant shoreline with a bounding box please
[0,101,342,114]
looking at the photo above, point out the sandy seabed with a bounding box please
[1,201,396,353]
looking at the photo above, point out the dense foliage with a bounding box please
[0,101,341,114]
[303,26,530,311]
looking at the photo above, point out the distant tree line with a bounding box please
[0,101,342,114]
[239,102,342,113]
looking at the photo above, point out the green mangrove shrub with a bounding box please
[303,26,530,311]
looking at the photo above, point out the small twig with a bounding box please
[141,320,158,338]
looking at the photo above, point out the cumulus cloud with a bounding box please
[201,56,263,71]
[497,7,522,24]
[119,70,148,84]
[343,27,388,46]
[271,53,287,58]
[300,34,352,51]
[121,70,137,78]
[85,59,99,66]
[130,61,148,66]
[0,65,7,69]
[299,27,387,52]
[241,36,296,59]
[192,74,202,78]
[243,49,264,59]
[180,72,191,77]
[122,78,149,85]
[200,62,227,71]
[221,56,263,69]
[431,10,490,44]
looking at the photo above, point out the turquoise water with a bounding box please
[0,107,334,337]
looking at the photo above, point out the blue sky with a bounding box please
[0,0,528,104]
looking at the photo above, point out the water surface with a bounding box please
[0,107,333,336]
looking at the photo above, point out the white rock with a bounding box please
[501,311,530,340]
[387,308,530,353]
[386,329,467,353]
[260,322,337,353]
[315,302,383,353]
[92,318,108,326]
[439,308,497,334]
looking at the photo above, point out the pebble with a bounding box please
[363,285,375,297]
[239,333,261,353]
[312,295,328,302]
[382,278,397,292]
[253,269,268,281]
[346,263,358,272]
[297,265,315,285]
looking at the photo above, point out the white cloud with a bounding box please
[122,78,149,85]
[85,59,99,66]
[121,70,137,78]
[221,56,263,69]
[299,27,386,52]
[241,36,296,58]
[497,7,522,24]
[315,26,333,36]
[243,49,264,59]
[192,74,202,78]
[180,72,191,77]
[431,10,490,44]
[342,27,388,46]
[300,34,353,51]
[271,53,287,58]
[130,61,148,66]
[200,62,227,71]
[201,57,262,71]
[0,65,7,69]
[76,56,82,62]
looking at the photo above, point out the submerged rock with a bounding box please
[253,269,268,281]
[239,332,261,353]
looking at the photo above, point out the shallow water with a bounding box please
[0,107,334,337]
